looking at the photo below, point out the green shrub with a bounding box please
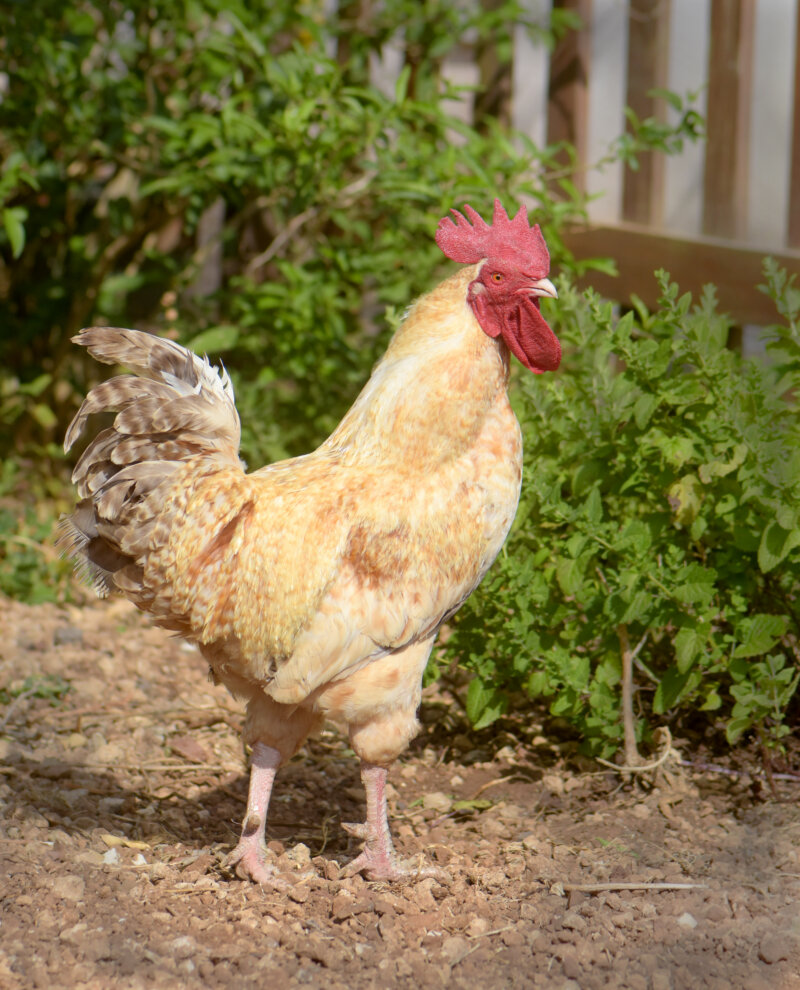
[448,261,800,755]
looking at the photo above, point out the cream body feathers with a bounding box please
[61,266,523,765]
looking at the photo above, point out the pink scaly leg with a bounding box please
[343,763,446,881]
[225,742,285,885]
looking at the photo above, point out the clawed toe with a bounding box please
[224,844,289,888]
[342,848,449,883]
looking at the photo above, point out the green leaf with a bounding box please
[555,556,584,596]
[633,393,659,429]
[465,678,508,730]
[674,625,706,673]
[653,666,693,713]
[620,590,650,625]
[698,443,747,483]
[725,715,753,746]
[186,325,241,355]
[451,798,493,812]
[3,206,27,258]
[583,488,603,526]
[673,564,717,605]
[732,614,787,659]
[758,521,800,573]
[394,65,411,104]
[31,403,57,429]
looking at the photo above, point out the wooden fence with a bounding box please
[378,0,800,328]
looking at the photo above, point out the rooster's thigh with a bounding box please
[242,690,325,764]
[314,637,435,765]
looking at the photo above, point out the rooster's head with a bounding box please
[435,199,559,373]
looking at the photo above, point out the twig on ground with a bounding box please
[678,758,800,784]
[468,925,515,940]
[470,777,507,800]
[553,881,709,894]
[83,762,238,773]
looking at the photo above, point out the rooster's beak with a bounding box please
[525,277,558,300]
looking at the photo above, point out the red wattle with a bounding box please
[471,293,560,373]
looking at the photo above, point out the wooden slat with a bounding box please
[789,3,800,247]
[474,0,513,132]
[702,0,755,238]
[622,0,671,225]
[547,0,593,190]
[561,223,800,326]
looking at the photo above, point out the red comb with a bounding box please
[435,199,550,276]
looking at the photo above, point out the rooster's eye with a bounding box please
[491,272,503,283]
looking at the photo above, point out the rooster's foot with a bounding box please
[224,841,289,888]
[342,846,449,883]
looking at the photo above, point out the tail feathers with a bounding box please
[65,327,240,458]
[61,326,245,599]
[57,502,130,597]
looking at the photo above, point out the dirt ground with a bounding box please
[2,594,800,990]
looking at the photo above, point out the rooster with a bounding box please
[60,200,559,885]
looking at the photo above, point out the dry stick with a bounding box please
[678,758,800,783]
[243,173,373,276]
[618,624,641,768]
[556,881,709,893]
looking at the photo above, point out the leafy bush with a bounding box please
[449,261,800,755]
[0,0,587,469]
[0,462,75,603]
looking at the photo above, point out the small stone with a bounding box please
[59,923,88,944]
[171,936,197,960]
[759,935,789,964]
[677,912,698,929]
[332,892,355,920]
[652,972,671,990]
[285,843,312,867]
[54,626,83,646]
[61,789,89,808]
[560,948,581,980]
[542,774,564,795]
[91,742,125,763]
[704,902,729,923]
[65,733,88,750]
[561,912,586,932]
[441,936,470,965]
[51,876,85,902]
[288,883,310,904]
[422,792,452,813]
[103,848,120,865]
[74,851,105,867]
[465,917,491,937]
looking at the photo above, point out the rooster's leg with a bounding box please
[225,742,284,885]
[343,762,444,881]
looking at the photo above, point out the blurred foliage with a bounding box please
[0,0,700,468]
[448,261,800,755]
[0,0,588,471]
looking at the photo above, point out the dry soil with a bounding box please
[2,595,800,990]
